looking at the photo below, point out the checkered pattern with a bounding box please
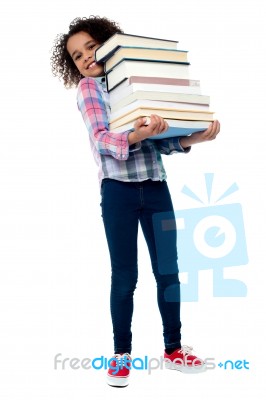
[77,77,189,187]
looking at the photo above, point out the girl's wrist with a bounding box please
[128,130,143,145]
[180,132,202,148]
[179,136,194,148]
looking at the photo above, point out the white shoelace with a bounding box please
[179,345,194,355]
[113,353,131,359]
[112,353,132,367]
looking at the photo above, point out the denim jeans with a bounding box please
[100,178,181,354]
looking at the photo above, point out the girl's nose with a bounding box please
[84,54,92,62]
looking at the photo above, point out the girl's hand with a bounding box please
[197,119,220,142]
[179,120,221,148]
[128,114,168,144]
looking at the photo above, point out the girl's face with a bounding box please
[67,31,104,78]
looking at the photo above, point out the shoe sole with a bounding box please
[107,374,129,387]
[164,360,207,374]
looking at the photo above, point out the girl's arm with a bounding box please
[152,120,220,155]
[77,79,169,158]
[179,120,220,149]
[77,77,132,160]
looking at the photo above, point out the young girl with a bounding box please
[51,16,220,387]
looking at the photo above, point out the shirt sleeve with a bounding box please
[153,137,191,155]
[77,77,132,160]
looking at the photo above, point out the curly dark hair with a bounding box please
[50,16,123,88]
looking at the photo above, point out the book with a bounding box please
[113,75,201,88]
[95,33,178,63]
[110,99,210,121]
[106,59,190,91]
[111,118,210,140]
[110,90,209,113]
[109,76,202,105]
[109,106,214,129]
[104,46,188,73]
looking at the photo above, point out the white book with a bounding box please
[110,90,209,113]
[110,99,209,121]
[104,46,188,73]
[111,118,210,139]
[109,107,214,129]
[106,59,190,91]
[109,81,201,105]
[95,32,178,62]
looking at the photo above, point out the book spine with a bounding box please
[95,45,120,63]
[127,76,200,86]
[105,48,189,72]
[106,61,191,92]
[111,119,210,134]
[110,97,209,113]
[110,100,209,120]
[109,82,202,105]
[110,107,214,126]
[106,76,128,92]
[95,33,179,62]
[105,58,190,73]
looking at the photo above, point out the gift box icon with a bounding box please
[152,174,249,302]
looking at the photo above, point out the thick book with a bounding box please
[110,91,209,113]
[110,99,210,121]
[104,46,188,73]
[95,33,178,62]
[111,118,210,140]
[109,107,214,129]
[109,76,202,104]
[106,59,190,92]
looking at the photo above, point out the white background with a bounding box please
[0,0,265,398]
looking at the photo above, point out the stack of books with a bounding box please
[95,33,214,139]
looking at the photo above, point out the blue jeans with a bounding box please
[100,178,181,354]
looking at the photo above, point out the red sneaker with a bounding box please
[107,353,131,387]
[164,345,206,374]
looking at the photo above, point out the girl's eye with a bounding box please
[88,44,96,50]
[75,55,81,61]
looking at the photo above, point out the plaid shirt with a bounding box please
[77,77,190,186]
